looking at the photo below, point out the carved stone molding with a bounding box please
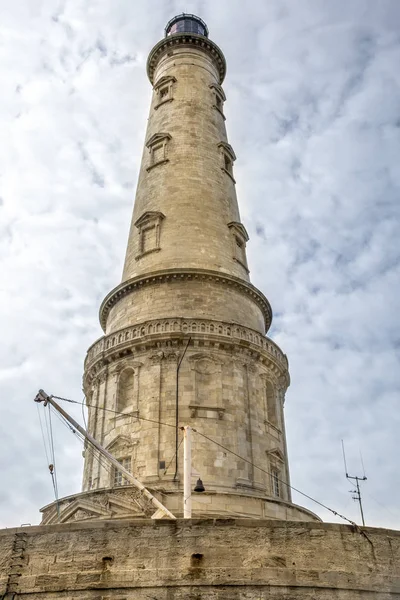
[95,317,275,364]
[40,486,157,525]
[99,268,272,332]
[147,33,227,84]
[189,405,225,420]
[84,318,290,388]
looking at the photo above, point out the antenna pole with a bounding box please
[341,439,349,476]
[34,389,176,520]
[342,440,367,526]
[354,476,366,527]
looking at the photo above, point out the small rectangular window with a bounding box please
[271,469,280,497]
[234,235,246,266]
[113,457,131,487]
[224,154,232,173]
[142,226,157,254]
[159,86,169,99]
[152,143,164,165]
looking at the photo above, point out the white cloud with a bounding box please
[0,0,399,530]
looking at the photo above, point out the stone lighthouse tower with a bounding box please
[41,14,317,524]
[4,16,397,600]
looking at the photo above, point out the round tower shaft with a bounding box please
[41,16,319,525]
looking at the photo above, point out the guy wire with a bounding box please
[51,394,368,534]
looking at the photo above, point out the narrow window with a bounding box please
[210,83,226,117]
[113,457,131,487]
[265,381,278,427]
[159,86,169,100]
[228,222,249,272]
[141,225,157,254]
[151,143,164,166]
[117,368,135,412]
[154,76,176,109]
[146,133,171,171]
[134,211,165,260]
[224,154,232,174]
[271,468,280,498]
[218,142,236,182]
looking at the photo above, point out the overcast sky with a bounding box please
[1,0,399,530]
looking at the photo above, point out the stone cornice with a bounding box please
[99,269,273,332]
[147,33,227,84]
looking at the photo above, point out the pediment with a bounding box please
[267,448,285,463]
[218,141,236,161]
[47,498,111,525]
[189,353,224,374]
[134,211,165,228]
[42,491,153,525]
[108,491,149,516]
[210,82,226,101]
[146,133,171,148]
[105,435,132,452]
[189,352,224,365]
[154,75,176,89]
[228,221,249,242]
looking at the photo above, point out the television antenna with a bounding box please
[341,439,367,526]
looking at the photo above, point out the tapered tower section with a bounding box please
[41,15,318,524]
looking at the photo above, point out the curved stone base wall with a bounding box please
[40,486,320,525]
[1,519,399,598]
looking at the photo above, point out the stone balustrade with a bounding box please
[85,317,288,370]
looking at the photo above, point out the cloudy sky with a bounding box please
[1,0,399,530]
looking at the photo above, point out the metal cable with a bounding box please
[51,394,366,533]
[47,405,60,517]
[192,428,365,534]
[36,403,50,465]
[163,436,183,477]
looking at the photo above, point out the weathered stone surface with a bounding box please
[0,519,399,598]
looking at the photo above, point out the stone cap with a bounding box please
[147,33,227,84]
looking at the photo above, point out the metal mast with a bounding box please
[34,390,176,520]
[341,440,367,526]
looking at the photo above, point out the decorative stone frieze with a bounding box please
[87,317,286,367]
[84,318,289,391]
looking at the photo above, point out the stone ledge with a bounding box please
[2,516,399,537]
[99,268,273,332]
[38,486,321,527]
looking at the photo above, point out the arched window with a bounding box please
[117,368,135,412]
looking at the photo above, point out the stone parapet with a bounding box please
[1,519,399,598]
[85,316,287,375]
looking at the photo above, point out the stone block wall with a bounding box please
[80,336,291,505]
[0,519,399,598]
